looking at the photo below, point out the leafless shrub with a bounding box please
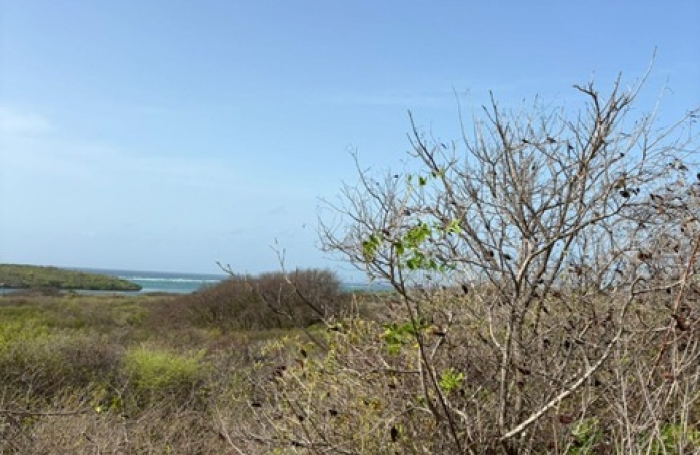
[167,268,348,331]
[256,268,348,324]
[275,69,700,453]
[0,333,122,404]
[1,405,227,455]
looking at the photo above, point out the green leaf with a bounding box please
[393,241,405,256]
[438,368,464,393]
[362,233,382,262]
[445,219,461,234]
[404,223,431,247]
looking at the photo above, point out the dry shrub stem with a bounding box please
[648,232,700,385]
[500,278,637,443]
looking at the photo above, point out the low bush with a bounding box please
[0,330,122,404]
[162,268,349,331]
[256,268,347,323]
[120,345,208,409]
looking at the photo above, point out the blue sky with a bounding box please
[1,1,699,277]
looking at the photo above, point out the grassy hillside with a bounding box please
[0,264,141,291]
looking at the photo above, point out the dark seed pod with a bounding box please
[390,426,399,442]
[559,414,574,425]
[672,314,690,331]
[517,366,531,376]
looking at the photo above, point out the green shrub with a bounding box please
[0,318,50,347]
[121,346,207,403]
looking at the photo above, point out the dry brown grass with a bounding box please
[207,285,699,454]
[1,285,699,454]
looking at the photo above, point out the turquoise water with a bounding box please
[77,268,226,294]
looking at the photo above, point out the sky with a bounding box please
[1,1,699,278]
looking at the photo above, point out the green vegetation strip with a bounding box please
[0,264,141,291]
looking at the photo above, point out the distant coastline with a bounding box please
[0,264,142,292]
[0,264,391,295]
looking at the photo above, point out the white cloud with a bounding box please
[0,106,54,136]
